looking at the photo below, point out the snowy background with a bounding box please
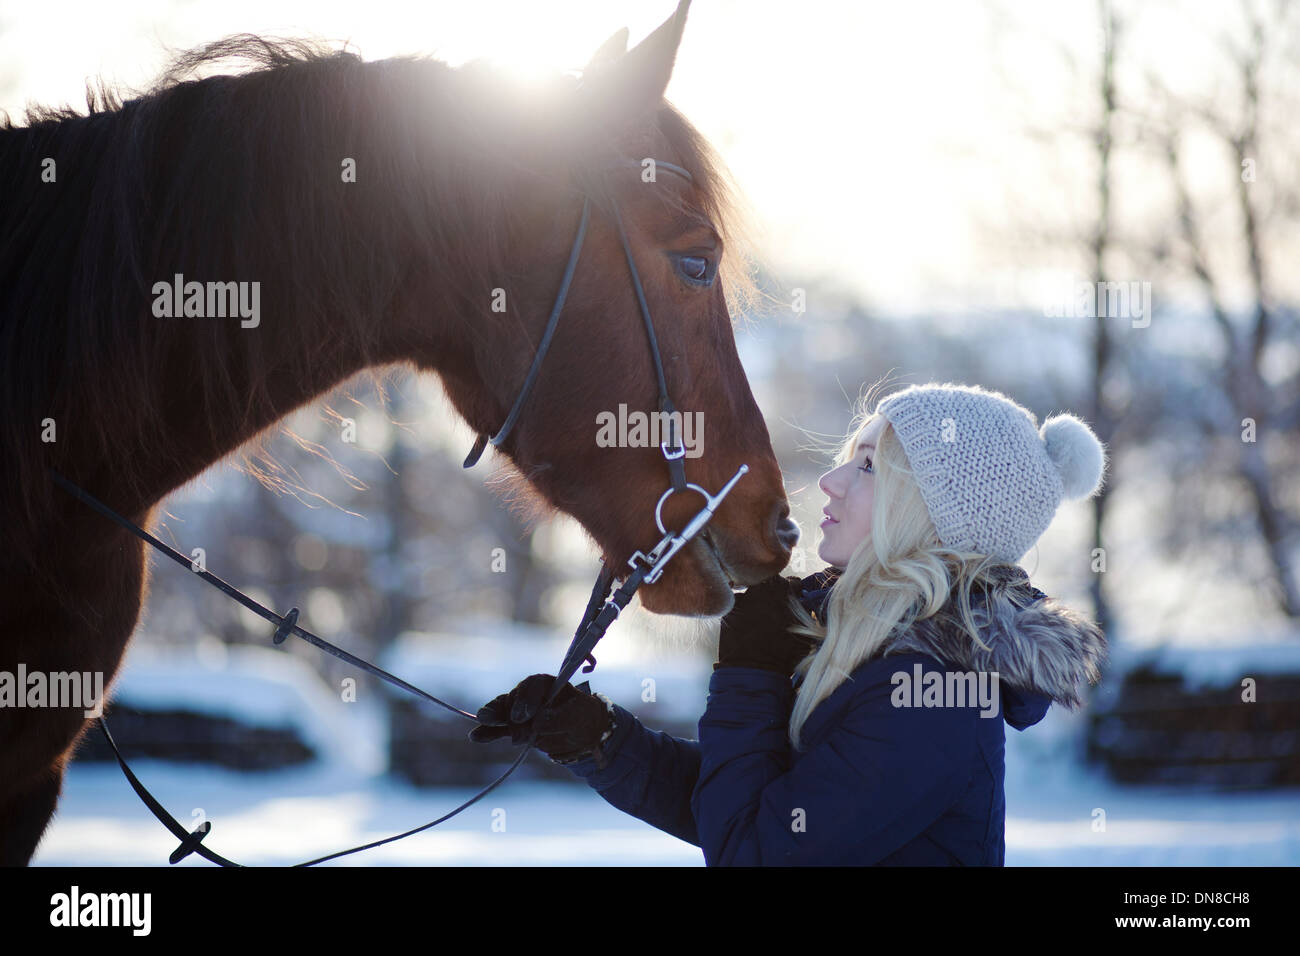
[32,632,1300,866]
[7,0,1299,865]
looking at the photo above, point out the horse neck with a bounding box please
[78,55,531,514]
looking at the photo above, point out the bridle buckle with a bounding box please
[661,440,686,461]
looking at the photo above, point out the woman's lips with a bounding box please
[820,511,838,528]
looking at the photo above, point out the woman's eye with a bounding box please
[675,254,714,285]
[859,457,873,474]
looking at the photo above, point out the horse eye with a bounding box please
[677,255,712,283]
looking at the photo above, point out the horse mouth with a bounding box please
[698,528,736,588]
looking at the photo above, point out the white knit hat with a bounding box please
[874,383,1106,563]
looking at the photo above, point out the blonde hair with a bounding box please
[785,401,1008,751]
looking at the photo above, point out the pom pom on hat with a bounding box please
[1041,414,1106,500]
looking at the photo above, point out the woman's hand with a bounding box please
[716,574,820,676]
[469,674,614,764]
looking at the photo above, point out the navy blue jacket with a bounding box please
[564,569,1106,865]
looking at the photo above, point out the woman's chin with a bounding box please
[816,541,843,568]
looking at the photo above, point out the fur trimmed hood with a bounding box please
[798,565,1107,730]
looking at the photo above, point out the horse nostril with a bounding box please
[775,515,800,551]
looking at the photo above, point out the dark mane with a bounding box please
[0,34,751,575]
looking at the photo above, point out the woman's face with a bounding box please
[816,416,885,568]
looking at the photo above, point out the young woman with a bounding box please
[472,382,1109,865]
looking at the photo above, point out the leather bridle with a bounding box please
[461,159,696,495]
[48,157,750,866]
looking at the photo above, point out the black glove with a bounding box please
[716,574,820,676]
[469,674,614,765]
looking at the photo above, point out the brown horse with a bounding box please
[0,2,797,864]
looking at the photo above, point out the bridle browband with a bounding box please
[48,157,750,866]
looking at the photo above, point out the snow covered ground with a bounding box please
[35,708,1300,866]
[32,744,1300,866]
[33,761,704,866]
[30,634,1300,866]
[1002,714,1300,866]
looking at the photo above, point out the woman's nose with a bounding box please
[818,470,836,498]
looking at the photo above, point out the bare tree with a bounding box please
[986,0,1300,628]
[1088,0,1121,635]
[1141,0,1300,617]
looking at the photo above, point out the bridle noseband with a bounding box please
[49,157,750,867]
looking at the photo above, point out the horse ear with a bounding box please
[578,0,690,119]
[585,26,629,71]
